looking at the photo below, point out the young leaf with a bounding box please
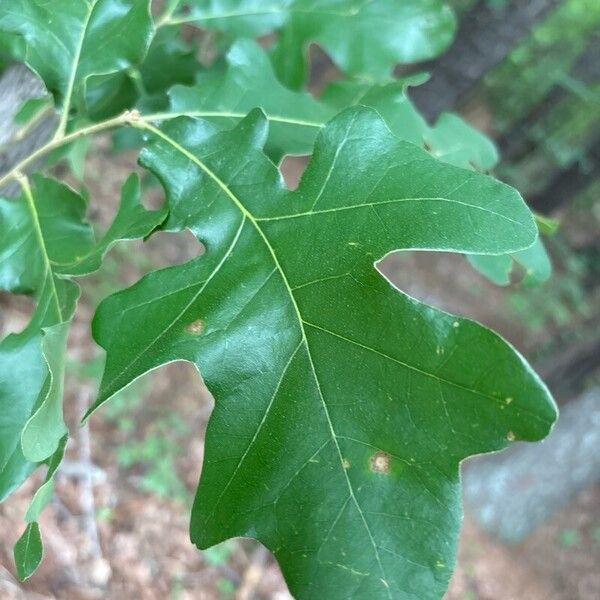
[14,522,43,581]
[0,173,164,579]
[91,109,556,598]
[175,0,456,88]
[0,176,88,470]
[0,175,164,497]
[0,174,164,465]
[0,0,154,126]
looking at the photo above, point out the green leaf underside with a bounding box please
[92,108,556,598]
[0,0,153,114]
[467,238,551,287]
[181,0,456,88]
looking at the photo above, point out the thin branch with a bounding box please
[0,108,323,191]
[76,387,103,561]
[0,111,136,189]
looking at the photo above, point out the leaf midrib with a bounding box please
[56,0,97,137]
[150,110,324,129]
[20,178,63,322]
[255,195,528,228]
[139,122,393,595]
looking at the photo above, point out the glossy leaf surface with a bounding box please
[92,109,556,598]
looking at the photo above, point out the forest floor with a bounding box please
[1,135,598,600]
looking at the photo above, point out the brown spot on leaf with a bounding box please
[186,319,205,335]
[370,451,391,474]
[507,431,516,442]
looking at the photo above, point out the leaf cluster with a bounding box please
[0,2,556,597]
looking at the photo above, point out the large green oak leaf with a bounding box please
[91,108,556,599]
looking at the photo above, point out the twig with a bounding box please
[76,387,102,561]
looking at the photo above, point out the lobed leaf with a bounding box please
[91,109,557,598]
[164,39,498,170]
[0,174,164,576]
[168,38,332,160]
[163,40,546,288]
[176,0,456,88]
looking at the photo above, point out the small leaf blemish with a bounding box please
[342,458,351,469]
[507,431,515,442]
[370,451,391,474]
[186,319,205,335]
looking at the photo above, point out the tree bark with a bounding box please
[463,386,600,543]
[410,0,561,120]
[0,64,56,197]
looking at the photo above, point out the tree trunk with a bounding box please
[463,386,600,543]
[410,0,561,120]
[0,64,56,197]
